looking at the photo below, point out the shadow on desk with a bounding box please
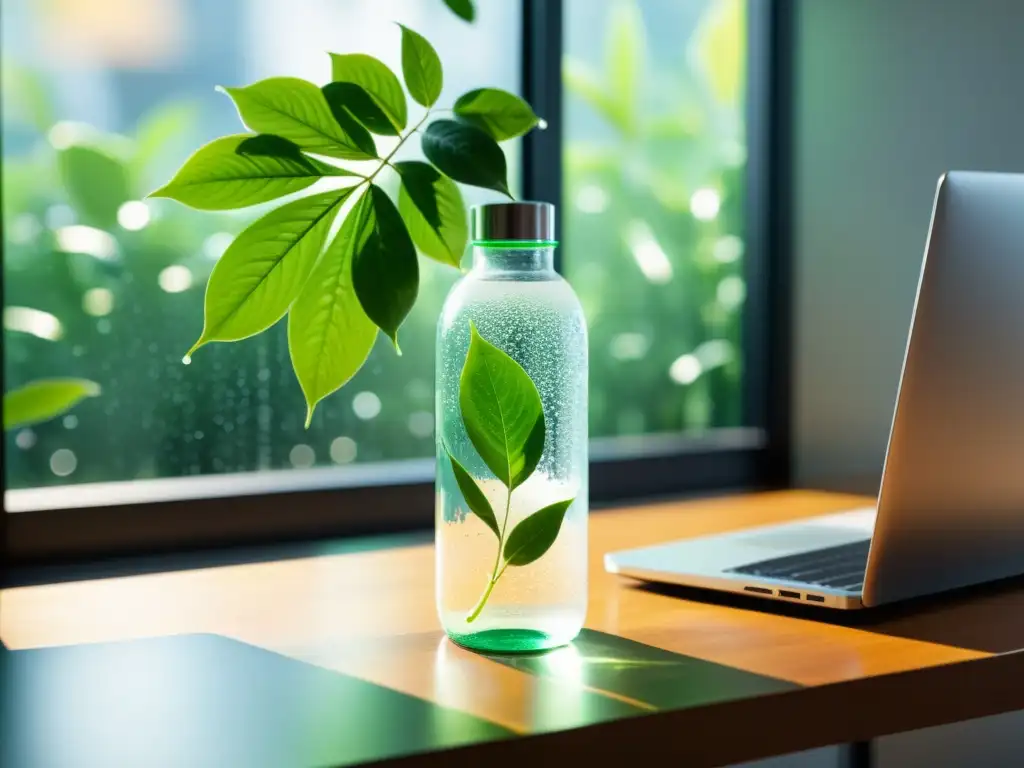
[633,571,1024,654]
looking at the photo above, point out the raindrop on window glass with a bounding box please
[330,436,357,464]
[407,411,434,438]
[717,276,746,310]
[15,429,36,450]
[158,265,193,293]
[713,235,744,264]
[289,444,315,468]
[50,449,77,477]
[352,391,381,420]
[82,287,114,317]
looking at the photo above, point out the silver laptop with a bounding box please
[606,171,1024,610]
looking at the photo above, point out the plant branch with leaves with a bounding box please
[447,324,574,623]
[151,21,541,425]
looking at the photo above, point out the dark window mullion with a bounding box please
[521,0,565,273]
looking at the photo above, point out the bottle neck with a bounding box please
[471,245,555,277]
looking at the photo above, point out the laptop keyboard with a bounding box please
[726,539,871,591]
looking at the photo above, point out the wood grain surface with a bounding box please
[4,490,1024,765]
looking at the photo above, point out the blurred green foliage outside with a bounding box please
[2,0,745,489]
[564,0,746,440]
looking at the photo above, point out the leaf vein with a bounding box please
[480,348,513,485]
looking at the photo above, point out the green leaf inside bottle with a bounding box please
[447,322,573,623]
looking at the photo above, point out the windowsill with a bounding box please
[6,427,764,514]
[5,458,435,514]
[4,428,771,568]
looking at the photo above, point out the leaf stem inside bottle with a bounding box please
[466,485,513,623]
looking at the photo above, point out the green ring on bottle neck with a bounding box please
[470,240,558,248]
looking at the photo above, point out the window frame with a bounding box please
[3,0,793,568]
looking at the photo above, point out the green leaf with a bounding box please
[692,0,745,106]
[235,134,356,169]
[149,134,351,211]
[288,196,378,427]
[446,446,500,538]
[396,163,443,229]
[2,58,54,132]
[565,143,620,175]
[222,77,376,160]
[503,499,574,566]
[395,161,467,268]
[329,53,407,132]
[322,82,398,137]
[459,322,545,489]
[132,100,198,180]
[399,24,443,108]
[188,188,350,357]
[605,0,644,133]
[453,88,540,141]
[319,89,380,156]
[57,145,130,229]
[421,120,511,198]
[4,379,101,431]
[563,58,628,134]
[351,185,419,348]
[442,0,475,22]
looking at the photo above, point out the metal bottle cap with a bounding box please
[471,201,556,243]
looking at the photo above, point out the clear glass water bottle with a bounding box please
[436,201,588,653]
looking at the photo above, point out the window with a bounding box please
[3,0,786,561]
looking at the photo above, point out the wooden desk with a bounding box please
[3,490,1024,767]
